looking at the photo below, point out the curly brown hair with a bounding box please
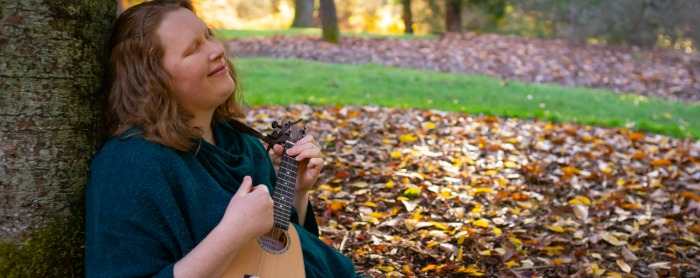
[107,0,244,151]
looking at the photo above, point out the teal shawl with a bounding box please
[85,121,357,277]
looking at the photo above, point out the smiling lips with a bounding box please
[208,65,228,77]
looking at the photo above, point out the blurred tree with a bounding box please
[291,0,315,27]
[511,0,607,41]
[510,0,699,50]
[424,0,444,33]
[0,0,115,274]
[402,0,414,34]
[236,1,276,21]
[446,0,462,32]
[320,0,341,43]
[464,0,507,31]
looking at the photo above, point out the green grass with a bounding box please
[233,57,700,139]
[218,28,436,40]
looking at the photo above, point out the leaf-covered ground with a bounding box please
[228,33,700,104]
[246,105,700,277]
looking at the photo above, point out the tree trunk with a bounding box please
[402,0,414,34]
[567,1,580,41]
[446,0,462,33]
[427,0,443,33]
[319,0,340,44]
[0,0,115,249]
[291,0,314,28]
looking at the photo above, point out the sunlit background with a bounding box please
[120,0,696,53]
[122,0,412,34]
[200,0,406,34]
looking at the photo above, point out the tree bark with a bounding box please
[446,0,462,33]
[291,0,314,28]
[402,0,414,34]
[319,0,340,44]
[0,0,115,243]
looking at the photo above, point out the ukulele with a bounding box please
[223,120,306,278]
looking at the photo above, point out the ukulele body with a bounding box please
[223,224,305,278]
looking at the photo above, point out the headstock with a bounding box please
[262,119,305,153]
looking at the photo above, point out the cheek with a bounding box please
[168,77,201,107]
[168,66,197,95]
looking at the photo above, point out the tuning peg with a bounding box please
[272,121,280,129]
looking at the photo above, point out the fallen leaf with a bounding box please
[616,259,631,273]
[545,225,566,233]
[421,264,437,272]
[399,134,418,143]
[601,232,626,246]
[472,218,490,228]
[621,246,638,262]
[648,262,671,270]
[572,204,589,221]
[402,265,412,275]
[403,186,421,199]
[379,265,395,272]
[589,263,606,276]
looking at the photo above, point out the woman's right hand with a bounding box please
[221,176,274,242]
[173,176,274,277]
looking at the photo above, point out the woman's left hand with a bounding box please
[273,135,323,193]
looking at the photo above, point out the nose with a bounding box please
[208,40,226,61]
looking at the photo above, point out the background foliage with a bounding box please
[121,0,699,51]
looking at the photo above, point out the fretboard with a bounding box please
[272,142,298,231]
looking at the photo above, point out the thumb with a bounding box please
[234,176,253,197]
[272,144,285,157]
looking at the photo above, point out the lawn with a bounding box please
[233,57,700,139]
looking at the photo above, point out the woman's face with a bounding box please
[157,8,234,118]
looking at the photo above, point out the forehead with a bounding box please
[157,8,206,49]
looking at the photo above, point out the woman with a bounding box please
[85,1,357,277]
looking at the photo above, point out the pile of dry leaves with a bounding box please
[246,105,700,277]
[227,33,700,103]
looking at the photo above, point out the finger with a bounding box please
[306,157,324,170]
[251,186,273,204]
[287,136,316,152]
[294,135,316,145]
[250,184,269,193]
[294,147,322,161]
[288,142,320,158]
[272,144,285,156]
[235,176,253,196]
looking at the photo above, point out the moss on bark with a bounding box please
[0,212,85,277]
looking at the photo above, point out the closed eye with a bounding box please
[185,29,215,56]
[185,42,199,56]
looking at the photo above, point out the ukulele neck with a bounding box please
[272,141,297,231]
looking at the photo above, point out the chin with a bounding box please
[218,89,235,103]
[221,80,235,95]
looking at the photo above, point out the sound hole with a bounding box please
[257,227,290,253]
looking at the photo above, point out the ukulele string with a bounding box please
[255,243,266,274]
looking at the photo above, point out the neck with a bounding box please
[190,113,215,145]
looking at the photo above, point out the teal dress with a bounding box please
[85,121,357,277]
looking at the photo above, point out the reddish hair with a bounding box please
[107,0,244,151]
